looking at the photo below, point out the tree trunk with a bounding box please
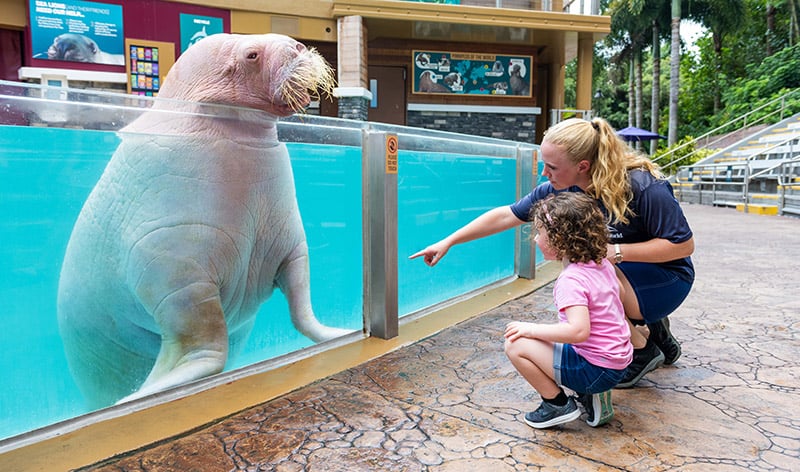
[650,21,661,156]
[635,48,644,152]
[713,30,722,114]
[668,0,680,147]
[767,1,775,55]
[628,57,635,127]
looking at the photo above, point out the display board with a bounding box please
[179,13,224,53]
[29,0,125,66]
[412,50,533,97]
[125,38,175,96]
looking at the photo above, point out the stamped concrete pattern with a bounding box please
[80,204,799,472]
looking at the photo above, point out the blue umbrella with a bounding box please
[617,126,667,142]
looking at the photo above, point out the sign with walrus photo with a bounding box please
[29,0,125,66]
[412,50,532,97]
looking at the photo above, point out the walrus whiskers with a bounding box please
[278,48,336,113]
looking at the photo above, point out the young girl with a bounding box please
[504,192,632,428]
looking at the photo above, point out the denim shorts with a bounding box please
[553,343,626,394]
[616,262,693,324]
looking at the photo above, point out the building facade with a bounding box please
[0,0,609,143]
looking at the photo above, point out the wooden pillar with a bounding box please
[334,15,371,120]
[575,33,594,113]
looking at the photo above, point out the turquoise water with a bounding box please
[0,124,535,440]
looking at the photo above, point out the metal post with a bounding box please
[743,164,751,213]
[362,130,398,339]
[515,146,537,279]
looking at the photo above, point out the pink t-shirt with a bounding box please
[553,259,633,370]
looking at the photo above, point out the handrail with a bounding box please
[777,157,800,187]
[674,147,800,215]
[656,88,800,171]
[747,135,799,179]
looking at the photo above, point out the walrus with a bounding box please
[46,33,125,65]
[509,63,529,96]
[57,33,350,408]
[418,70,451,93]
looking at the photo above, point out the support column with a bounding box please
[362,130,398,339]
[515,146,538,279]
[335,16,371,121]
[575,33,594,113]
[548,61,565,127]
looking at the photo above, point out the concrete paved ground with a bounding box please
[78,204,800,471]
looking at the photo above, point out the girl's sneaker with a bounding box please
[523,397,581,429]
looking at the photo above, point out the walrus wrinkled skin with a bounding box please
[57,33,350,407]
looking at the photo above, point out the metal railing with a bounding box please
[675,154,800,216]
[550,108,593,126]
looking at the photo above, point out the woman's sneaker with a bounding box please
[523,397,581,429]
[616,338,664,388]
[647,317,682,365]
[577,391,614,427]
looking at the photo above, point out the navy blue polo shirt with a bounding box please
[510,169,694,282]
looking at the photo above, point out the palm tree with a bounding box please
[650,20,661,155]
[668,0,680,146]
[686,0,745,113]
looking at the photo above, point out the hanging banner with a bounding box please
[412,50,532,97]
[29,0,125,66]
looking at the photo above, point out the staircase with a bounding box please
[670,111,800,217]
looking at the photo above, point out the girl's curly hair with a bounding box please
[533,192,609,264]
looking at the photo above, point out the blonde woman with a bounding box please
[410,117,694,388]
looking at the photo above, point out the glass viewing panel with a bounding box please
[0,81,539,444]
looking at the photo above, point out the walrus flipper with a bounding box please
[117,252,229,404]
[277,244,353,342]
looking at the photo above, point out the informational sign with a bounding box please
[125,38,175,97]
[180,13,224,53]
[412,50,533,97]
[29,0,124,66]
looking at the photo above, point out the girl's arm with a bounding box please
[504,305,591,344]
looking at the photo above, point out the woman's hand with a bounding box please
[409,240,451,267]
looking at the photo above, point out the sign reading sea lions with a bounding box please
[412,50,533,97]
[29,0,125,66]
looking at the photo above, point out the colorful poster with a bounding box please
[180,13,224,53]
[129,44,160,96]
[29,0,124,65]
[412,50,533,97]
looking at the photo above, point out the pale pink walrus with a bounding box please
[57,33,351,407]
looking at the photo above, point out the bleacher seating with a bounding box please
[674,112,800,216]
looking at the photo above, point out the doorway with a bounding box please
[368,66,407,125]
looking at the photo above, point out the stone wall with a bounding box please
[338,96,369,121]
[407,110,538,144]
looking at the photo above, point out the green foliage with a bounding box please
[710,44,800,128]
[653,136,717,175]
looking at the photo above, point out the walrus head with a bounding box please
[157,33,335,117]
